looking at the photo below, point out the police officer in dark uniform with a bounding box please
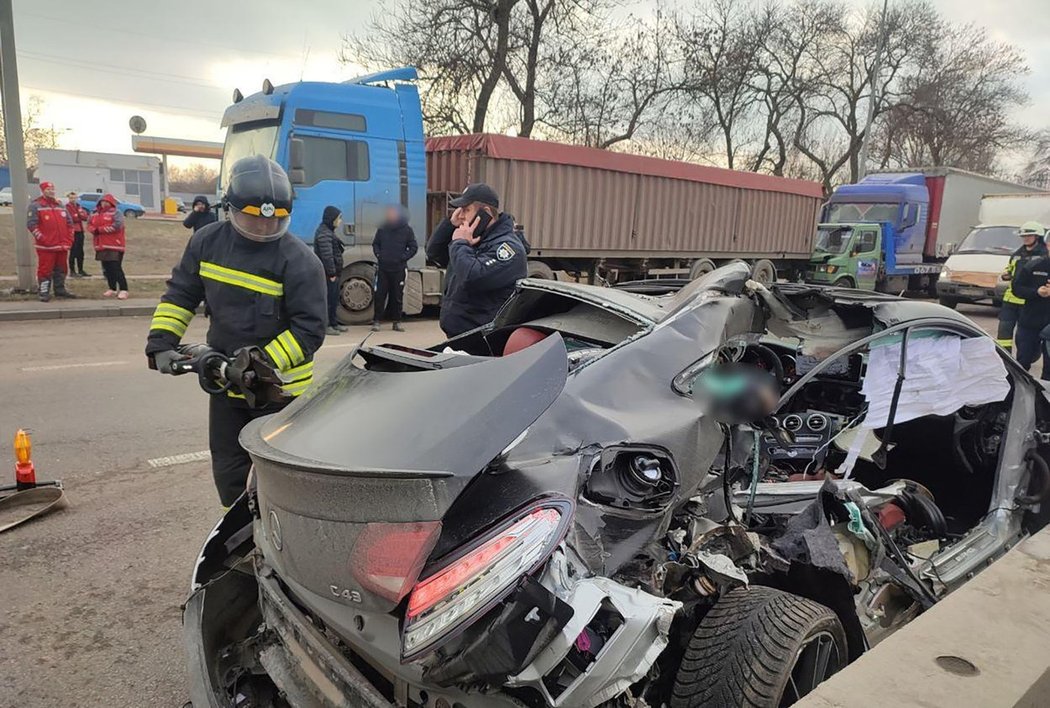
[425,183,529,337]
[145,155,327,505]
[1010,247,1050,380]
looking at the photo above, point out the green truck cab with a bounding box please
[806,224,883,290]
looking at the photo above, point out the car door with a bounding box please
[852,226,881,290]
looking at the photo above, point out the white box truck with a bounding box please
[936,192,1050,308]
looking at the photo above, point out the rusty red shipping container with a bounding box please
[425,134,823,259]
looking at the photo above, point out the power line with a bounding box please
[18,51,229,92]
[23,84,224,120]
[18,9,311,64]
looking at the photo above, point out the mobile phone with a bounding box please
[473,210,493,238]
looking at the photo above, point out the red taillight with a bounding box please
[406,532,520,619]
[350,521,442,603]
[401,505,568,658]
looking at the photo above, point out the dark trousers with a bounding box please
[374,267,405,323]
[100,253,128,291]
[208,394,284,506]
[69,232,86,273]
[326,277,340,326]
[1015,325,1050,379]
[997,301,1021,350]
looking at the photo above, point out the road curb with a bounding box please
[0,303,157,322]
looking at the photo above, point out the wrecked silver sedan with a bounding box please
[184,263,1050,708]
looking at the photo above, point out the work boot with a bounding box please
[38,279,52,303]
[371,322,381,332]
[326,326,343,336]
[79,269,92,277]
[392,322,405,332]
[335,324,349,333]
[53,273,77,299]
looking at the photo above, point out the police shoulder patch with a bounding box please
[496,242,515,262]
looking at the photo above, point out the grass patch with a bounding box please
[0,212,188,279]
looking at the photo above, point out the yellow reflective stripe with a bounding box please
[274,208,290,217]
[227,390,246,399]
[282,377,313,396]
[278,330,305,365]
[199,261,283,297]
[281,360,314,382]
[995,339,1014,348]
[150,315,188,337]
[150,321,186,337]
[265,340,291,370]
[155,302,194,324]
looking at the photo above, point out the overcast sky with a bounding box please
[10,0,1050,169]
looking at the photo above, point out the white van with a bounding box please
[937,192,1050,308]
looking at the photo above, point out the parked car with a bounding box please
[183,264,1050,708]
[172,197,188,213]
[0,187,12,206]
[78,192,145,218]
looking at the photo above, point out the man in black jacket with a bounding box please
[371,205,418,332]
[314,205,346,336]
[1010,249,1050,379]
[145,156,327,505]
[182,195,218,233]
[425,184,529,337]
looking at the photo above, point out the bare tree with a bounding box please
[675,0,764,169]
[773,1,937,191]
[1021,130,1050,189]
[0,96,62,172]
[342,0,519,134]
[168,164,219,194]
[875,23,1030,173]
[538,9,680,149]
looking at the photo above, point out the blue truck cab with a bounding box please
[806,172,941,291]
[219,68,428,323]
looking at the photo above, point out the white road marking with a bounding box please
[21,360,129,372]
[147,450,211,468]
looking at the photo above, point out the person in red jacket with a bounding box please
[26,181,75,302]
[65,191,91,278]
[88,194,128,299]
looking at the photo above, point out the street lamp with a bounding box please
[857,0,890,182]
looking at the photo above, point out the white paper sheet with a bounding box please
[861,334,1009,429]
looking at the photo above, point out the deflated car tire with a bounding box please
[671,587,847,708]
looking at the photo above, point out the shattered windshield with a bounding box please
[956,226,1020,254]
[814,227,852,254]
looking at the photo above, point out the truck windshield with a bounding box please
[814,227,851,254]
[220,121,279,189]
[956,226,1019,255]
[825,202,898,224]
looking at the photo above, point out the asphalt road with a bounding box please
[0,315,446,708]
[0,302,1003,707]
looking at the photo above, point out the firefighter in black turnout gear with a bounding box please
[145,156,327,505]
[425,183,529,337]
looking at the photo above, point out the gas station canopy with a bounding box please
[131,135,223,160]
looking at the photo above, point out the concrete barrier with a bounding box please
[801,526,1050,708]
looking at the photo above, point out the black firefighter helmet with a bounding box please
[225,155,293,242]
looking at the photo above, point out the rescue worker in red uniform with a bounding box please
[89,194,129,298]
[145,156,327,506]
[27,181,75,302]
[65,192,91,277]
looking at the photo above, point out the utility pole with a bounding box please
[857,0,890,182]
[0,0,34,292]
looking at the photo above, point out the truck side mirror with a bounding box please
[289,138,305,171]
[289,169,306,185]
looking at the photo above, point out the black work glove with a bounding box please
[151,349,189,375]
